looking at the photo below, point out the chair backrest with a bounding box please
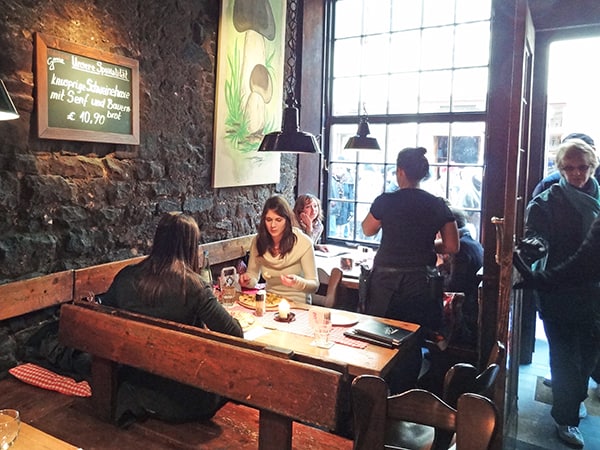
[443,340,506,407]
[313,267,343,308]
[352,375,497,450]
[424,340,504,449]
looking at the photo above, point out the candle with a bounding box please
[278,299,290,320]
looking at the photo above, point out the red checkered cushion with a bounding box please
[9,363,92,397]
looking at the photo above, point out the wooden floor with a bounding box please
[0,377,352,450]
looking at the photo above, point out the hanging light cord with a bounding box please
[284,0,300,108]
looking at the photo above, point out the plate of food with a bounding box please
[237,292,285,311]
[230,310,256,331]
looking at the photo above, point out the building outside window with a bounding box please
[325,0,491,244]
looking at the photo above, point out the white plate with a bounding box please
[331,312,359,327]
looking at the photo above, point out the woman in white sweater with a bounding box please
[240,195,319,303]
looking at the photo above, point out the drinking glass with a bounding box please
[308,308,318,331]
[314,318,333,348]
[309,308,333,348]
[0,409,20,450]
[221,285,237,309]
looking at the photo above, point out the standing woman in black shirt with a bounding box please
[362,147,459,392]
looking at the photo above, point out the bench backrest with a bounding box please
[58,302,342,430]
[199,234,255,268]
[73,234,256,301]
[0,270,73,321]
[73,256,146,301]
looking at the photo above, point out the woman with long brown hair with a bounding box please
[103,212,242,427]
[240,195,318,303]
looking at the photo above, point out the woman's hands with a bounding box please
[299,212,312,232]
[512,251,553,291]
[280,273,297,287]
[239,272,251,287]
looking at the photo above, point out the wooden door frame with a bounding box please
[482,2,534,448]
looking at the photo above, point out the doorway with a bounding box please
[516,34,600,448]
[543,36,600,176]
[524,35,600,364]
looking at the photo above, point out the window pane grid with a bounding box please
[326,0,490,244]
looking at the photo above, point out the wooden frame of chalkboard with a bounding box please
[35,33,140,145]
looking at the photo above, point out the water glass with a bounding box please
[0,409,20,450]
[314,320,332,348]
[340,256,354,271]
[309,308,331,327]
[221,285,237,309]
[309,308,333,348]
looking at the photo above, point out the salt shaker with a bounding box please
[255,290,266,316]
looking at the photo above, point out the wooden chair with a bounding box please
[443,340,505,408]
[352,375,497,450]
[313,267,343,308]
[425,340,505,449]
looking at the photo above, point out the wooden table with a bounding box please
[13,423,80,450]
[315,245,375,290]
[238,302,419,378]
[235,301,419,437]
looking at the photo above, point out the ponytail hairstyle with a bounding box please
[396,147,430,183]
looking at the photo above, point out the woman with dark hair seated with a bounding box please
[102,212,243,427]
[437,207,483,345]
[240,195,318,304]
[293,193,328,252]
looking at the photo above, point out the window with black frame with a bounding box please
[325,0,491,245]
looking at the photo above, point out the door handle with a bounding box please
[491,217,505,265]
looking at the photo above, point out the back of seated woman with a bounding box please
[102,212,243,427]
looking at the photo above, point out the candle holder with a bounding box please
[274,311,296,323]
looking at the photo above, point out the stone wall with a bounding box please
[0,0,298,283]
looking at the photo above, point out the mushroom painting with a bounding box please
[212,0,286,188]
[233,0,275,135]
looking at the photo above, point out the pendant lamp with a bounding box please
[258,0,320,154]
[0,80,19,121]
[344,107,380,150]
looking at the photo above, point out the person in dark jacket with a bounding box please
[437,207,483,345]
[518,138,600,448]
[102,212,243,427]
[530,132,600,407]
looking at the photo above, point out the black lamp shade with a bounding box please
[345,117,380,150]
[258,105,320,153]
[0,80,19,121]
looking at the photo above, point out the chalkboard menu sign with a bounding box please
[35,33,139,145]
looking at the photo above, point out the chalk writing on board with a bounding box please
[46,49,132,133]
[35,33,140,145]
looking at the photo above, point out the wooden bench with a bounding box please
[58,302,349,450]
[0,270,74,321]
[0,234,351,448]
[1,235,257,314]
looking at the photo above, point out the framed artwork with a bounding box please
[212,0,286,188]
